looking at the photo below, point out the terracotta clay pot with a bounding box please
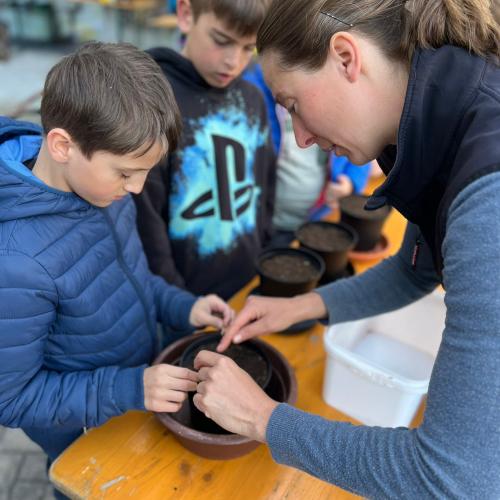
[255,247,325,297]
[339,195,391,251]
[296,221,358,281]
[153,332,298,460]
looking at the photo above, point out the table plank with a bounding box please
[148,14,178,29]
[68,0,160,12]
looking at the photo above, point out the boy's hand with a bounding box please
[143,364,198,413]
[189,294,235,330]
[325,174,353,210]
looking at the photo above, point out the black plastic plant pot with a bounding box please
[256,247,325,298]
[179,333,272,435]
[339,195,391,251]
[296,221,358,281]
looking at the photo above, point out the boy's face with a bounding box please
[179,10,256,88]
[63,142,165,207]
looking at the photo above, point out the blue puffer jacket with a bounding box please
[0,117,197,456]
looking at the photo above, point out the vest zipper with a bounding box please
[101,208,156,346]
[412,233,422,270]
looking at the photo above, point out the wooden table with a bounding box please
[69,0,161,12]
[68,0,162,42]
[148,13,178,29]
[50,192,412,499]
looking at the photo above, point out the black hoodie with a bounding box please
[135,48,276,300]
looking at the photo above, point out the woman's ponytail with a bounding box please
[401,0,500,61]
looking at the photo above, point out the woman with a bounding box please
[193,1,500,497]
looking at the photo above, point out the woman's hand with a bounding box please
[216,296,293,352]
[189,294,235,330]
[217,293,328,352]
[193,350,279,442]
[143,364,198,413]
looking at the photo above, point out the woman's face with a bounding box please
[261,42,403,165]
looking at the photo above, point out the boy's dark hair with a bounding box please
[190,0,271,37]
[41,41,181,159]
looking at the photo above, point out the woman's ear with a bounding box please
[176,0,194,34]
[46,128,72,163]
[328,32,361,83]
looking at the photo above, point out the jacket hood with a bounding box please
[147,46,237,93]
[0,116,89,223]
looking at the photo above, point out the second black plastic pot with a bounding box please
[255,247,325,298]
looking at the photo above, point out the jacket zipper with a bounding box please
[412,233,422,270]
[101,208,156,346]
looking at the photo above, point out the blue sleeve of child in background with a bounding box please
[166,0,177,13]
[331,155,371,193]
[310,156,372,221]
[243,63,281,153]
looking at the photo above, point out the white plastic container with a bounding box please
[323,291,445,427]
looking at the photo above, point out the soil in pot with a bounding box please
[297,222,357,281]
[260,254,319,283]
[340,195,391,251]
[297,223,354,252]
[181,336,270,388]
[179,334,271,435]
[257,247,324,298]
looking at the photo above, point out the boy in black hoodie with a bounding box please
[135,0,275,301]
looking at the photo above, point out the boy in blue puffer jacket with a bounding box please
[0,42,233,496]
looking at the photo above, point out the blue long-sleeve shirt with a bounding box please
[266,173,500,498]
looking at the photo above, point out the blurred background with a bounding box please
[0,0,181,124]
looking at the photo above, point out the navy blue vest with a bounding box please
[367,46,500,276]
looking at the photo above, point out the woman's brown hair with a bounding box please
[257,0,500,70]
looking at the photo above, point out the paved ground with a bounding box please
[0,427,54,500]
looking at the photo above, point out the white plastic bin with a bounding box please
[323,291,445,427]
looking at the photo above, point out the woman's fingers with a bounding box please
[217,305,261,352]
